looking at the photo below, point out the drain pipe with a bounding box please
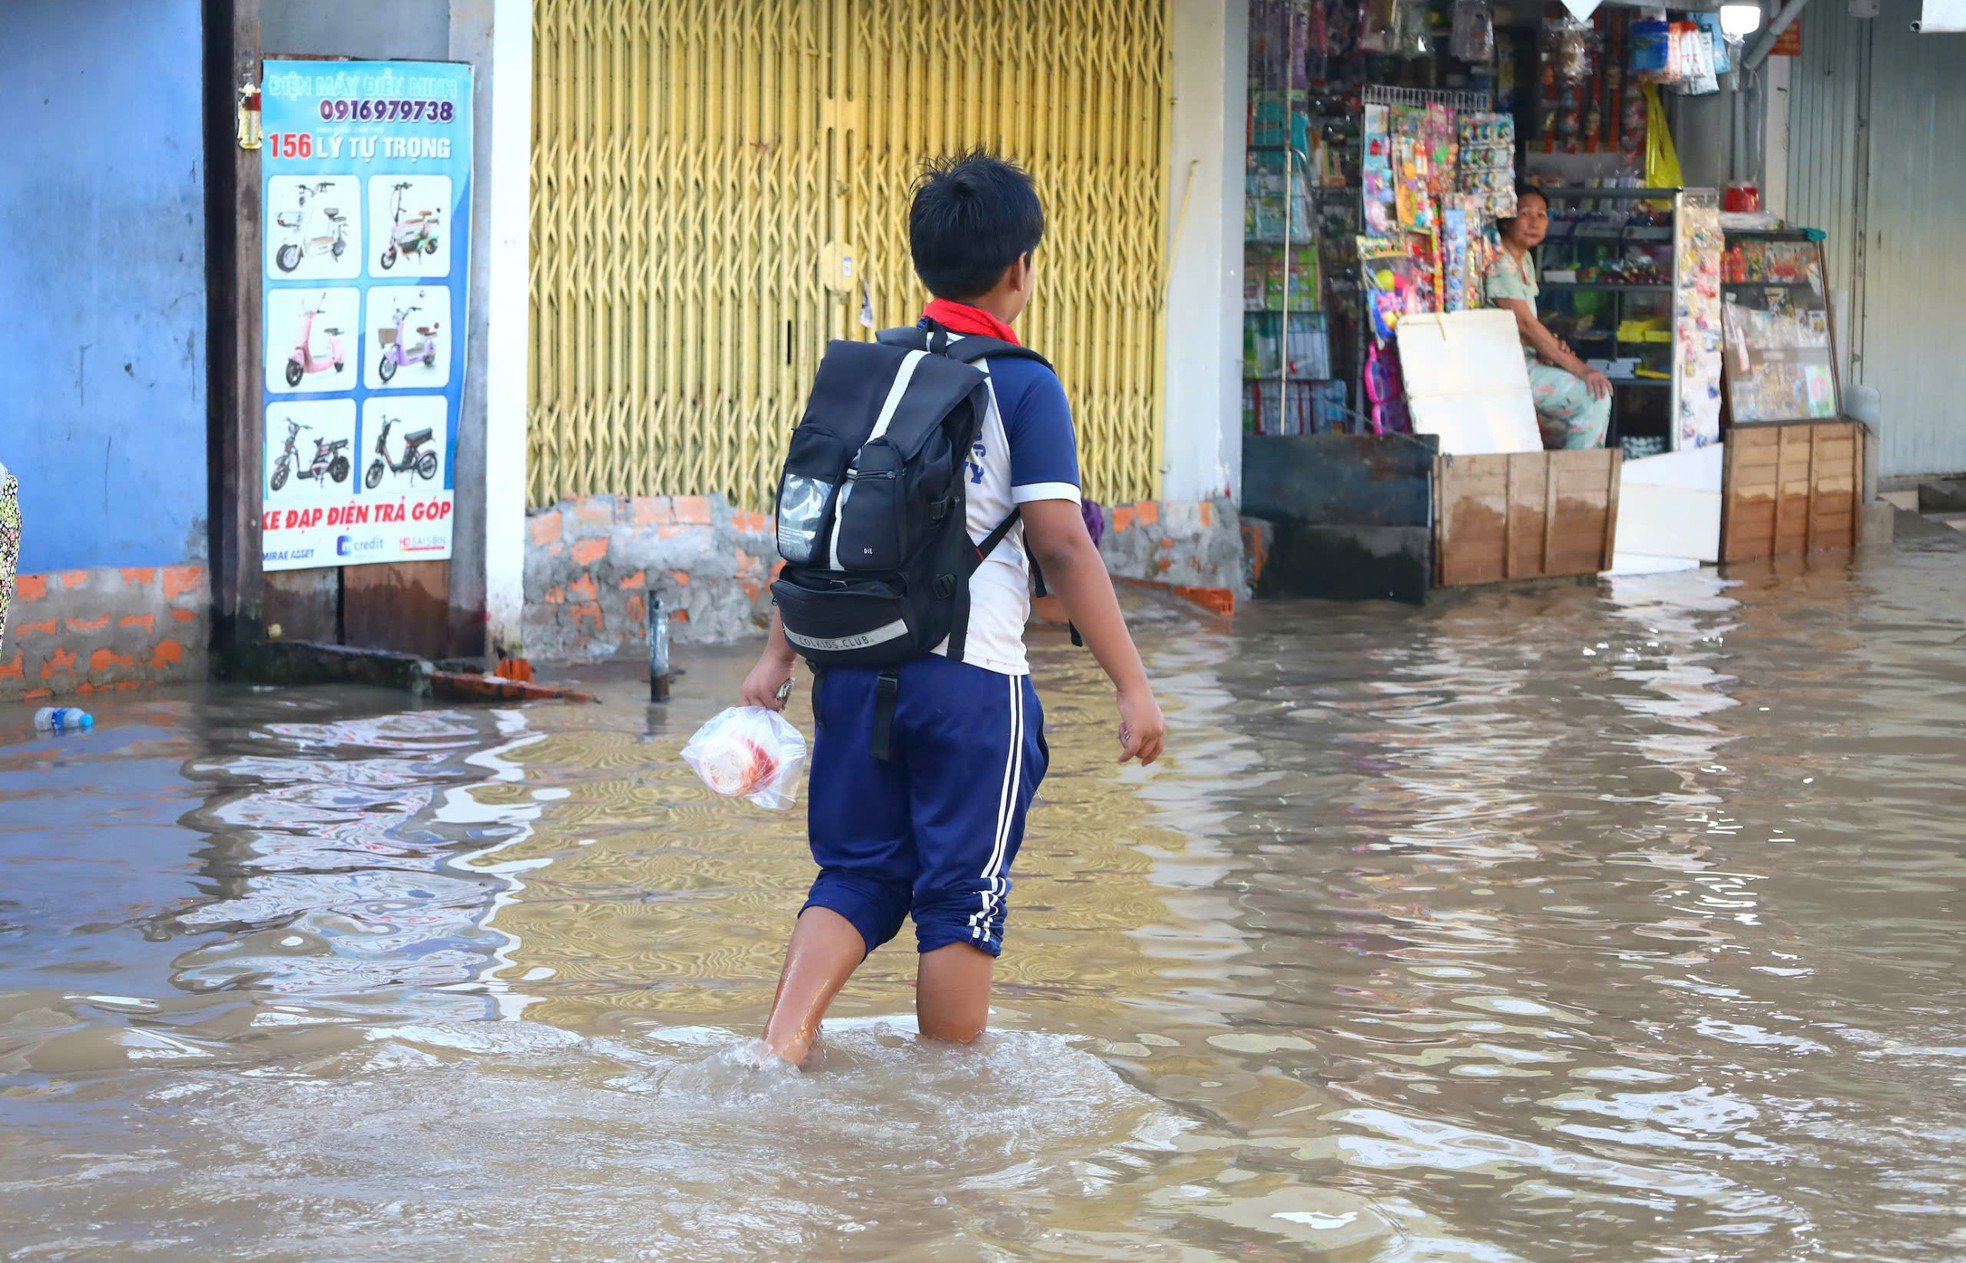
[1744,0,1811,72]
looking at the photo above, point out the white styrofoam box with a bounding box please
[1612,443,1725,567]
[1398,311,1544,456]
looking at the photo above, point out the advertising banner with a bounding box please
[259,60,472,572]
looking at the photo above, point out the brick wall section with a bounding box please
[0,564,209,702]
[523,494,777,661]
[1096,497,1248,605]
[523,493,1249,661]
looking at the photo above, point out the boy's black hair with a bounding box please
[908,151,1044,301]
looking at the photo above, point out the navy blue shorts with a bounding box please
[803,654,1047,958]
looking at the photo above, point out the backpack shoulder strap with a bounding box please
[940,335,1052,370]
[878,322,1053,370]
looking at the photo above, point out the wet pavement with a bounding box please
[2,532,1963,1262]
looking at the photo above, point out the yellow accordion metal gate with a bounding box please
[530,0,1170,511]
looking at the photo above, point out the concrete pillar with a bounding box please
[1162,0,1248,504]
[448,0,531,655]
[484,0,531,652]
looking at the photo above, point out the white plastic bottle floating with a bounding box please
[34,706,94,733]
[681,706,808,809]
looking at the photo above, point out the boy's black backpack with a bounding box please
[770,322,1049,746]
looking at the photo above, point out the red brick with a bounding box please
[732,509,772,534]
[1137,500,1162,527]
[572,499,613,526]
[90,648,135,675]
[567,574,599,602]
[570,602,604,630]
[656,524,689,541]
[1159,538,1175,550]
[115,680,143,692]
[151,641,186,670]
[1197,501,1213,528]
[1156,557,1172,573]
[620,569,647,590]
[1174,585,1235,616]
[741,580,763,601]
[172,608,199,623]
[119,567,158,587]
[542,584,566,606]
[76,681,99,696]
[631,497,676,528]
[571,537,608,567]
[670,608,690,623]
[735,548,762,576]
[529,512,563,547]
[1112,506,1137,532]
[120,614,157,633]
[0,651,22,681]
[675,495,712,526]
[14,574,49,602]
[40,648,77,680]
[667,569,690,587]
[22,688,53,702]
[161,565,204,601]
[16,618,58,639]
[66,616,113,635]
[625,594,646,625]
[770,560,785,579]
[59,570,90,589]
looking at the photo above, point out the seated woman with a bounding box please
[1485,184,1612,450]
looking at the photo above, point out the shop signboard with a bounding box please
[258,59,472,572]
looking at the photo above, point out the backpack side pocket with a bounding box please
[775,426,850,565]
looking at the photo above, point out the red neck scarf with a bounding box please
[922,298,1021,345]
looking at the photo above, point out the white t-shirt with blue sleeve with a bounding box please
[931,335,1081,677]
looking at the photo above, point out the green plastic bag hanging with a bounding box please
[1644,85,1683,188]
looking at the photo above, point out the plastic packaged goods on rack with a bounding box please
[1673,191,1724,449]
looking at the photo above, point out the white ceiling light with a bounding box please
[1720,2,1765,35]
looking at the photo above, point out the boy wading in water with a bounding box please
[741,153,1166,1066]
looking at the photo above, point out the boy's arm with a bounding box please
[1022,500,1166,766]
[740,608,797,711]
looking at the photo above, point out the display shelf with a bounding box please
[1537,187,1724,452]
[1242,374,1341,383]
[1541,186,1683,198]
[1722,228,1818,243]
[1546,224,1675,242]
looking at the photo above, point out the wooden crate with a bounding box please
[1721,422,1864,562]
[1434,449,1623,587]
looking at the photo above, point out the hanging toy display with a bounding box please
[1450,0,1496,63]
[1545,14,1594,85]
[1358,236,1417,343]
[1363,103,1397,234]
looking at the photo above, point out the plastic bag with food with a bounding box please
[681,706,809,810]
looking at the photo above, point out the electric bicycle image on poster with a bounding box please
[266,175,362,280]
[368,174,451,277]
[265,288,360,394]
[258,58,472,573]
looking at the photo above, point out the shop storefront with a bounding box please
[1236,0,1870,599]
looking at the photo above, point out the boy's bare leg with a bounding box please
[916,942,996,1043]
[760,907,866,1065]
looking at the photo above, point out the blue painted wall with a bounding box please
[0,1,208,573]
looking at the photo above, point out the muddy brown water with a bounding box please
[2,539,1963,1262]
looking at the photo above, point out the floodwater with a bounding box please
[3,534,1963,1263]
